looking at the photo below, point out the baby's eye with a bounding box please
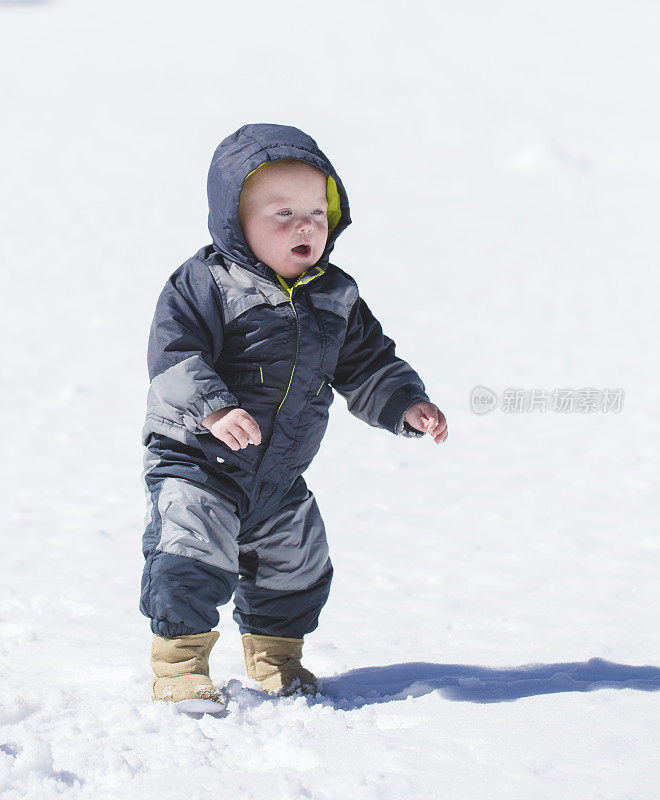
[312,209,326,215]
[277,210,292,216]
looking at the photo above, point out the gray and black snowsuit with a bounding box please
[139,123,430,639]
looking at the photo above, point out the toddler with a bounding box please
[140,123,447,713]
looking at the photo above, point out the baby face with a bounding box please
[238,160,329,280]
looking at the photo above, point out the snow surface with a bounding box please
[1,0,659,797]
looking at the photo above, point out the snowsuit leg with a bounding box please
[233,475,333,638]
[139,437,332,639]
[140,443,242,637]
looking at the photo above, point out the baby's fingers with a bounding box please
[425,412,447,433]
[226,413,261,449]
[220,430,243,451]
[238,413,262,446]
[431,426,448,444]
[227,423,252,450]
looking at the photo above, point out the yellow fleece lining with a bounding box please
[275,266,324,299]
[326,175,341,233]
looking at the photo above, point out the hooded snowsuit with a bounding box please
[139,123,430,639]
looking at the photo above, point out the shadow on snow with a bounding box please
[314,658,660,708]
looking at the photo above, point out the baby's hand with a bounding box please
[201,407,262,451]
[404,401,448,444]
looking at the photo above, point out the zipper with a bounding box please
[272,267,325,422]
[274,288,297,417]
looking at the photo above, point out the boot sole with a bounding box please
[174,699,227,715]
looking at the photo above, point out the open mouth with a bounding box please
[291,244,311,257]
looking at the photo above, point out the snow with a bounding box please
[1,0,659,797]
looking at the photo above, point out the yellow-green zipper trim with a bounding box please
[273,266,325,416]
[275,265,324,300]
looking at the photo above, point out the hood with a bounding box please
[207,123,352,282]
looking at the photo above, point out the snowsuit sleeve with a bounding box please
[331,292,430,438]
[143,260,238,445]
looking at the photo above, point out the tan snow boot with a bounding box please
[151,631,223,705]
[242,633,318,696]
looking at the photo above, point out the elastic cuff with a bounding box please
[378,384,429,436]
[396,406,427,438]
[187,389,239,433]
[150,618,211,637]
